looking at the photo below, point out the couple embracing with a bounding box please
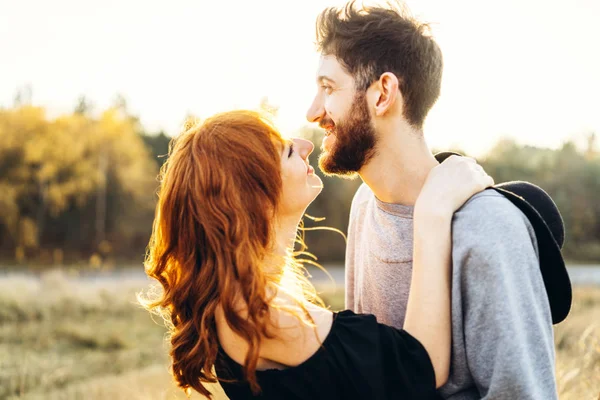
[142,2,572,399]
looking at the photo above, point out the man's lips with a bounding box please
[320,123,335,137]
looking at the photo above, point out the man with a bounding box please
[306,2,558,399]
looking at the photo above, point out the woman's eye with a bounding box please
[288,145,294,158]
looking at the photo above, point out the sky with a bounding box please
[1,0,599,156]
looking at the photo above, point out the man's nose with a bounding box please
[306,96,325,123]
[293,138,315,158]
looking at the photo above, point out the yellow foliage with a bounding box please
[0,104,158,251]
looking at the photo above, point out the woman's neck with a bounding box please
[273,214,302,256]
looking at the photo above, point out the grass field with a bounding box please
[0,269,598,400]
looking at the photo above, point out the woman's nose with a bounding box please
[293,138,314,158]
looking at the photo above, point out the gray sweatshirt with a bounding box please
[345,184,558,399]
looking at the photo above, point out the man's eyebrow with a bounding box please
[317,75,336,84]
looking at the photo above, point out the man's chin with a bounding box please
[322,134,337,153]
[318,152,359,179]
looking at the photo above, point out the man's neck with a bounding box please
[359,126,439,206]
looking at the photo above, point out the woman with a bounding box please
[140,110,493,399]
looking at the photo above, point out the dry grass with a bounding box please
[0,269,227,400]
[12,365,215,400]
[0,269,598,399]
[554,287,600,399]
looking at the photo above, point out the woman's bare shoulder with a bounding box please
[216,299,334,370]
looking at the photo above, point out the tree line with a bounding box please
[0,103,598,268]
[297,128,600,264]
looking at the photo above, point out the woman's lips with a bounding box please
[307,165,315,175]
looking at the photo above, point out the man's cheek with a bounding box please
[324,99,335,117]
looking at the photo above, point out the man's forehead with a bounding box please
[316,55,350,82]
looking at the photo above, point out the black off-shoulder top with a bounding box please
[215,310,442,400]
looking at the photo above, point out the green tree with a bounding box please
[141,131,171,168]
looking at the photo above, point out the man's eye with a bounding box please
[321,85,333,94]
[288,145,294,158]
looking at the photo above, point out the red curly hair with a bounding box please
[140,110,323,398]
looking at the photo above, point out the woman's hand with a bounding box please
[415,155,494,218]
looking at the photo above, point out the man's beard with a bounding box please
[318,92,377,177]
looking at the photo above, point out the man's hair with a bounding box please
[316,0,443,128]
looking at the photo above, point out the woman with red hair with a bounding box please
[141,110,492,399]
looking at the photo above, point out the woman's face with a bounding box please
[279,137,323,217]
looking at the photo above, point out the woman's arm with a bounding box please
[404,210,452,388]
[403,156,493,388]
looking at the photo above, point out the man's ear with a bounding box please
[369,72,401,117]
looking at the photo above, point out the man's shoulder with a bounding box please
[452,188,535,244]
[348,183,373,222]
[353,182,373,203]
[451,188,542,288]
[455,188,526,222]
[350,183,373,210]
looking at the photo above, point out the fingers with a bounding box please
[444,155,485,175]
[470,162,494,188]
[444,154,474,164]
[471,164,493,189]
[460,156,494,189]
[475,169,494,190]
[443,155,478,167]
[438,154,494,188]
